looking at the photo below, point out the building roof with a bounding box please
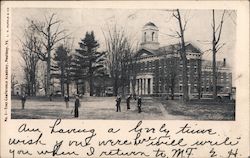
[202,60,231,69]
[144,22,157,27]
[135,42,201,58]
[159,43,201,53]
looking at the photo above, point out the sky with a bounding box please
[11,8,236,82]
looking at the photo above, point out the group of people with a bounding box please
[115,94,142,113]
[20,93,142,119]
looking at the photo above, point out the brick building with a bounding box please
[201,59,232,96]
[128,22,232,98]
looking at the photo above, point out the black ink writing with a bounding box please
[18,123,41,133]
[37,140,79,156]
[176,123,216,135]
[9,149,32,158]
[171,148,197,158]
[191,137,241,146]
[153,148,167,158]
[108,128,120,133]
[49,119,96,135]
[99,148,150,157]
[209,148,217,157]
[9,133,45,146]
[129,121,156,133]
[87,147,95,156]
[99,139,132,146]
[227,149,238,158]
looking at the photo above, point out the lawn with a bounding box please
[11,96,235,120]
[160,99,235,120]
[11,97,165,120]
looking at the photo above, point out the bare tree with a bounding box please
[20,28,40,96]
[102,24,135,96]
[126,41,139,96]
[212,10,226,99]
[120,38,138,96]
[11,74,18,95]
[167,45,179,100]
[172,9,189,102]
[27,13,68,96]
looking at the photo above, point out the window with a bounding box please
[194,86,197,92]
[152,32,155,41]
[180,60,183,65]
[144,32,146,42]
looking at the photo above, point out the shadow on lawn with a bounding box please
[160,99,235,120]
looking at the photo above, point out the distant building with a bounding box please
[13,84,25,96]
[201,58,232,95]
[128,22,232,98]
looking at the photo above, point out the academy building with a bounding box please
[128,22,232,98]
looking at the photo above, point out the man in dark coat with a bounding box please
[137,96,142,113]
[74,95,80,117]
[126,94,132,110]
[49,93,53,101]
[115,95,121,112]
[64,95,70,108]
[21,94,26,109]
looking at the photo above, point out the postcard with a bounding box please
[1,1,249,158]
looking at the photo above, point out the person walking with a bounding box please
[74,95,80,118]
[137,96,142,113]
[115,95,121,112]
[126,94,132,110]
[64,95,70,108]
[49,93,53,101]
[21,94,26,109]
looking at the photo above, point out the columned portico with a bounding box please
[130,73,153,95]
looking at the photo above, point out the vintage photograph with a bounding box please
[11,8,236,120]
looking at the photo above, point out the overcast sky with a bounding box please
[11,8,236,81]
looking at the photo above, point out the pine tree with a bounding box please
[51,44,72,96]
[73,31,106,96]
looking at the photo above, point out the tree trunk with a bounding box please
[47,50,51,96]
[171,86,174,100]
[113,74,118,96]
[89,77,94,96]
[66,81,70,96]
[176,9,189,102]
[61,78,64,96]
[76,82,79,94]
[212,10,217,100]
[46,26,51,97]
[182,58,189,102]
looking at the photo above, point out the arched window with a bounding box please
[152,32,155,41]
[144,32,146,42]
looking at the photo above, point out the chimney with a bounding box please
[223,58,226,67]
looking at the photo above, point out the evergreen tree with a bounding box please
[51,44,72,96]
[73,31,106,96]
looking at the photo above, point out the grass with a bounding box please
[11,97,165,120]
[160,99,235,120]
[11,96,235,120]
